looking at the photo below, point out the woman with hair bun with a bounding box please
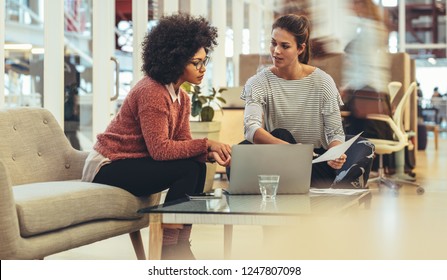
[239,14,374,189]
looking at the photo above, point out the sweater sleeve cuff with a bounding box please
[194,152,208,163]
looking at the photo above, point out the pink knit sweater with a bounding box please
[94,76,208,162]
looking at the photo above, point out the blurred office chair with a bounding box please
[388,81,402,104]
[366,82,424,195]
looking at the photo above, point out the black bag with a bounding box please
[343,86,394,141]
[344,87,392,119]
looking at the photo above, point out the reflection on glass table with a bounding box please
[139,192,371,260]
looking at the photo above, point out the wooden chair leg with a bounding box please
[129,230,146,260]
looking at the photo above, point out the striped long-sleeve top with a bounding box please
[242,67,345,149]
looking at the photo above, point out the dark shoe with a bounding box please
[333,165,366,189]
[161,241,195,260]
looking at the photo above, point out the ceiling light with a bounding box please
[382,0,398,7]
[428,57,437,65]
[31,48,45,54]
[4,43,33,50]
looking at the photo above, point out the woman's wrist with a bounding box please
[207,152,216,163]
[207,157,216,163]
[206,139,212,152]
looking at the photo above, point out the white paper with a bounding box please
[187,193,220,200]
[309,188,369,195]
[312,132,363,164]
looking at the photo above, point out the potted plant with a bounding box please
[182,82,227,122]
[182,82,227,191]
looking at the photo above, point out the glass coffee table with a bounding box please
[138,191,371,259]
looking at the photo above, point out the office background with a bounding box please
[1,0,447,259]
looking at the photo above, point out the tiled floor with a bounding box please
[47,131,447,260]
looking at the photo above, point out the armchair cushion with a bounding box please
[14,181,151,237]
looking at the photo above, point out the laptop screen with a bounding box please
[226,144,313,195]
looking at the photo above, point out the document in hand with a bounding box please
[312,132,363,164]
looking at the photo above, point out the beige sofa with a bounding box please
[0,107,160,259]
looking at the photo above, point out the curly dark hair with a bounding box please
[141,13,218,85]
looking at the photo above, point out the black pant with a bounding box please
[93,157,206,202]
[227,128,374,189]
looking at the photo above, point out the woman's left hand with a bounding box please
[327,154,347,170]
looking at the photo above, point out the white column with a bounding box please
[444,0,447,58]
[249,0,261,53]
[44,0,64,127]
[92,0,115,137]
[132,0,148,86]
[211,0,227,88]
[398,0,406,52]
[163,0,179,15]
[263,0,274,54]
[189,0,209,91]
[0,0,4,108]
[232,0,244,86]
[189,0,207,16]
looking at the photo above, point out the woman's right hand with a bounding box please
[207,139,231,161]
[208,151,231,167]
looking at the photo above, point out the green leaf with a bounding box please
[216,96,226,104]
[191,100,202,117]
[189,85,231,121]
[181,82,192,92]
[191,94,198,102]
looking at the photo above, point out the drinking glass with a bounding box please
[258,174,280,201]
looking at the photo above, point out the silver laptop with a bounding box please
[226,144,314,195]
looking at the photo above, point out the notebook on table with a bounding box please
[225,144,314,195]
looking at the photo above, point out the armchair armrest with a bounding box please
[66,149,89,179]
[0,160,21,255]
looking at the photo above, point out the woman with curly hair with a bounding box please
[82,14,231,259]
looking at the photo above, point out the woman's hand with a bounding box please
[208,151,231,167]
[327,154,347,170]
[207,139,231,161]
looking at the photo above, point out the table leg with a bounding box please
[359,191,372,209]
[434,125,439,150]
[148,213,163,260]
[224,225,233,259]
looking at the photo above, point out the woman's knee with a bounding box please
[270,128,297,143]
[178,159,206,177]
[346,136,375,155]
[168,160,206,196]
[357,137,375,155]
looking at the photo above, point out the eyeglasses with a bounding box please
[190,56,210,70]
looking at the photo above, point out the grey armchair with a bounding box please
[0,107,160,259]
